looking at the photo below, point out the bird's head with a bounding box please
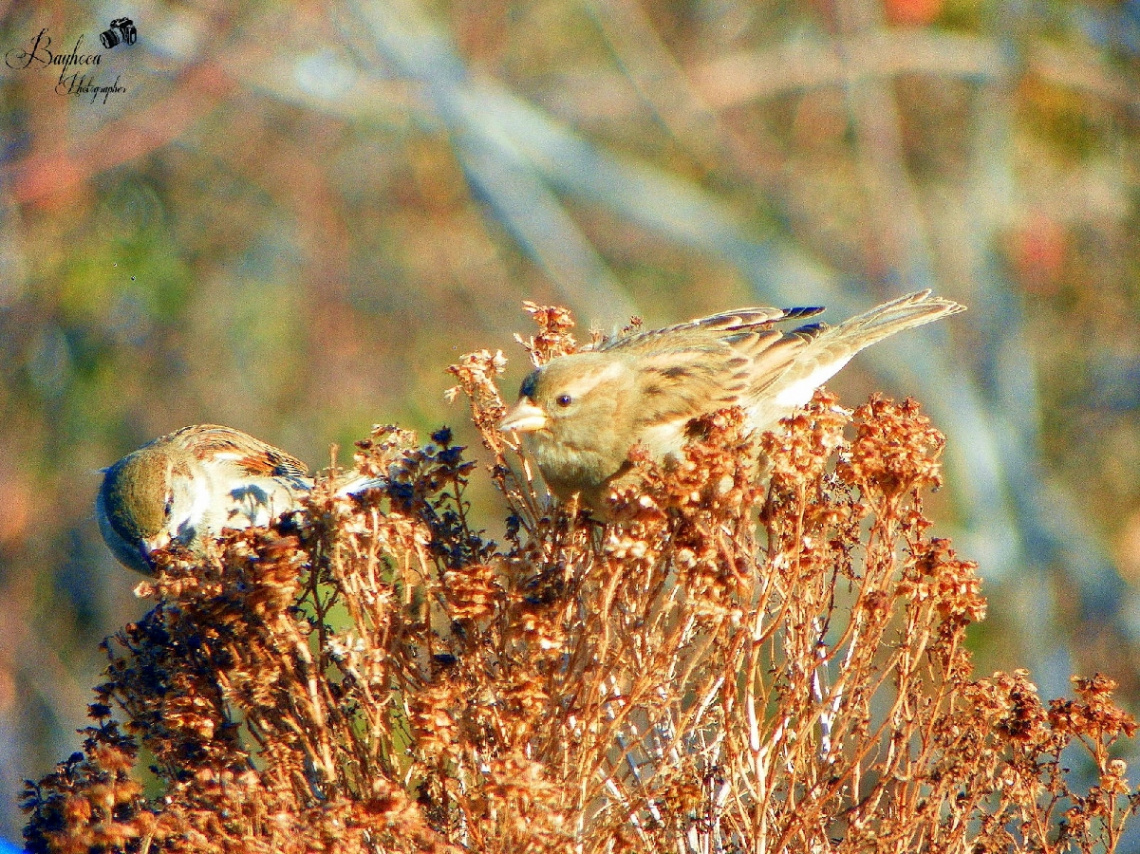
[498,352,639,501]
[97,445,177,574]
[499,353,632,446]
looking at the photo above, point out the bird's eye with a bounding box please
[163,496,174,519]
[556,394,573,408]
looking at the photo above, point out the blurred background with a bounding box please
[1,0,1139,843]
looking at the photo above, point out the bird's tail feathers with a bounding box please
[827,290,965,351]
[749,290,964,424]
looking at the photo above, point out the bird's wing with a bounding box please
[629,345,751,427]
[177,425,311,479]
[621,316,819,420]
[625,344,752,458]
[595,306,825,354]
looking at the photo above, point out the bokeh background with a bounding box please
[1,0,1139,843]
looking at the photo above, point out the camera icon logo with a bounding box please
[99,18,137,49]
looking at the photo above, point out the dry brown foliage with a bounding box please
[22,305,1140,853]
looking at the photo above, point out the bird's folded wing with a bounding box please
[187,426,311,480]
[596,305,825,353]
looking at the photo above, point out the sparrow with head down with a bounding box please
[499,290,964,510]
[97,424,376,574]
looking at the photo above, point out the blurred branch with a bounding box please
[692,29,1140,111]
[581,0,730,171]
[342,0,640,322]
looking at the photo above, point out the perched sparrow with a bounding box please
[499,290,964,509]
[97,425,376,574]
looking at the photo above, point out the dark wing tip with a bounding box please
[789,321,828,341]
[780,306,825,322]
[700,305,826,329]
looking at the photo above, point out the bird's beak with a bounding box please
[141,531,171,561]
[499,398,548,434]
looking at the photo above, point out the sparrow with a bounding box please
[96,425,377,574]
[499,290,964,509]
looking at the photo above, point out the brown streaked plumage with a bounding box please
[97,425,376,574]
[499,290,965,510]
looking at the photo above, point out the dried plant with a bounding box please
[22,305,1140,853]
